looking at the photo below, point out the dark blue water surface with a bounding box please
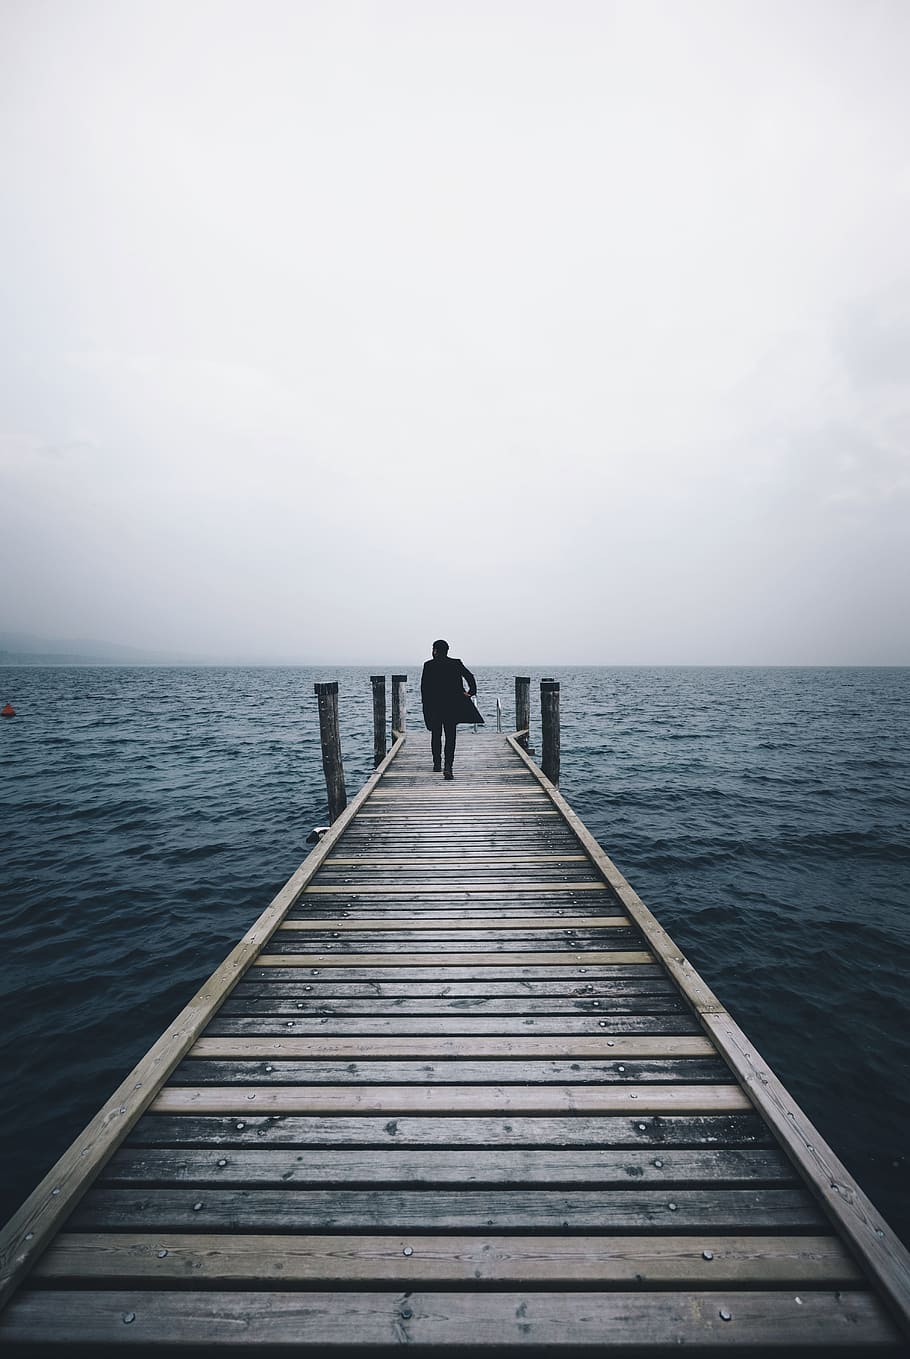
[1,666,908,1245]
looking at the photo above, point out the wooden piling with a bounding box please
[541,678,560,785]
[515,676,530,749]
[314,681,347,823]
[391,674,407,736]
[370,676,386,768]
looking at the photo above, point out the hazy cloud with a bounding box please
[2,0,909,663]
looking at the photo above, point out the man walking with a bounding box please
[420,640,482,779]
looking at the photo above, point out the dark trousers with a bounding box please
[431,720,457,769]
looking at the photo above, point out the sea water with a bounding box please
[1,665,907,1243]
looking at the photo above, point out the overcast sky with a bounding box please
[1,0,908,664]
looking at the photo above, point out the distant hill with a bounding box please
[0,631,202,666]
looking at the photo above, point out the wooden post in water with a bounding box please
[391,674,407,736]
[515,675,530,749]
[540,678,560,785]
[370,675,386,768]
[314,681,347,823]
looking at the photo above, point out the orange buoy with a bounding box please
[1,703,15,718]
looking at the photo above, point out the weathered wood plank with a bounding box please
[325,855,590,863]
[268,936,641,954]
[355,811,561,818]
[250,963,665,982]
[190,1036,713,1059]
[169,1058,729,1085]
[206,1015,703,1036]
[34,1231,863,1286]
[171,1055,731,1085]
[230,976,673,997]
[4,1288,896,1348]
[127,1112,773,1148]
[303,881,608,893]
[279,915,630,931]
[69,1187,823,1231]
[100,1146,795,1188]
[151,1083,752,1115]
[218,996,689,1016]
[255,950,654,967]
[289,913,630,924]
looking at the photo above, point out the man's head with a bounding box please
[432,639,449,659]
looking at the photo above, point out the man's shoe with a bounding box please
[432,762,442,772]
[443,767,454,780]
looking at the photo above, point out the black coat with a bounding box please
[421,657,483,729]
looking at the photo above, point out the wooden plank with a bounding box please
[151,1083,752,1115]
[382,767,526,774]
[356,812,561,818]
[280,916,629,930]
[292,901,619,912]
[127,1112,773,1148]
[255,950,654,967]
[190,1036,714,1059]
[230,976,673,997]
[207,1015,702,1036]
[5,1288,897,1348]
[34,1231,863,1286]
[217,998,694,1017]
[70,1187,823,1232]
[269,937,640,954]
[369,793,549,801]
[271,927,638,941]
[302,882,608,893]
[250,964,668,983]
[325,855,591,863]
[0,738,409,1308]
[100,1145,795,1187]
[169,1057,729,1085]
[282,919,633,932]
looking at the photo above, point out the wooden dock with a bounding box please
[1,722,909,1353]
